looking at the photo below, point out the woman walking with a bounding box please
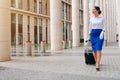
[89,6,106,71]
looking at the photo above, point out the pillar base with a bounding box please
[24,41,32,56]
[0,58,11,62]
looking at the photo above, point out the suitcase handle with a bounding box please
[85,40,91,49]
[85,40,90,43]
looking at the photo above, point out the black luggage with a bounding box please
[84,40,95,65]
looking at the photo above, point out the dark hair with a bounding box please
[94,6,101,14]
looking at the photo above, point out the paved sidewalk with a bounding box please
[0,46,120,80]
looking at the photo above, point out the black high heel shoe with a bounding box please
[96,68,100,71]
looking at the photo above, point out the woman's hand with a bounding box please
[99,31,104,40]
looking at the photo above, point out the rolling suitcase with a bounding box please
[84,40,95,65]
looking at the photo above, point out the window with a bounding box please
[27,0,30,11]
[45,0,47,15]
[34,0,37,12]
[69,6,71,20]
[65,4,67,19]
[11,13,16,46]
[34,17,38,44]
[62,2,64,19]
[39,19,42,42]
[39,0,42,14]
[46,20,48,43]
[27,16,30,41]
[18,14,23,45]
[63,22,67,40]
[11,0,15,7]
[18,0,23,9]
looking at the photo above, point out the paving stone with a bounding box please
[0,45,120,80]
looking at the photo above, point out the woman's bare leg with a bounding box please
[93,51,97,63]
[96,50,102,68]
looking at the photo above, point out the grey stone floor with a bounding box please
[0,45,120,80]
[0,67,119,80]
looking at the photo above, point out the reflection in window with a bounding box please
[11,0,15,7]
[69,6,71,20]
[27,0,30,11]
[34,17,38,44]
[46,20,48,43]
[18,0,22,9]
[34,0,37,12]
[11,13,16,46]
[39,0,42,14]
[79,0,83,42]
[27,16,30,41]
[39,19,42,42]
[63,22,67,40]
[45,0,48,15]
[62,2,64,19]
[18,14,23,45]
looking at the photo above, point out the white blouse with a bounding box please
[89,15,106,34]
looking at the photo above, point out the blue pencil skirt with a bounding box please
[90,29,104,51]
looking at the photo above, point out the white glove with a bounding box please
[99,31,104,40]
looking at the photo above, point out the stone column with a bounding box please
[16,0,18,8]
[113,0,117,42]
[23,15,28,45]
[0,0,11,61]
[23,15,29,54]
[37,0,39,13]
[103,0,106,17]
[83,0,89,46]
[29,16,34,55]
[30,16,34,44]
[106,0,110,43]
[109,0,113,42]
[89,0,95,20]
[90,0,95,15]
[37,18,39,44]
[116,0,120,47]
[92,0,95,7]
[100,0,103,13]
[15,14,19,56]
[105,0,108,43]
[114,0,117,43]
[50,0,63,51]
[47,20,50,44]
[103,0,107,46]
[67,24,70,41]
[109,0,112,42]
[111,0,115,42]
[42,19,46,41]
[72,0,80,47]
[95,0,100,6]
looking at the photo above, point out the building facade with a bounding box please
[11,0,50,47]
[10,0,84,51]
